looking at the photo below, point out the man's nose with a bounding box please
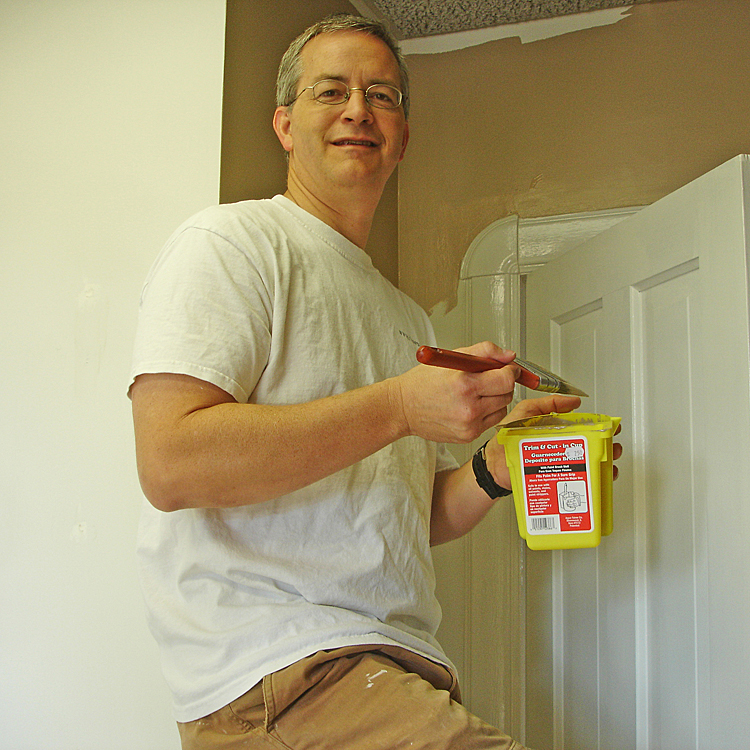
[341,89,373,121]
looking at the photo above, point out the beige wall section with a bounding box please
[399,0,750,313]
[221,0,400,285]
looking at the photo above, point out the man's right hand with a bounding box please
[392,341,520,444]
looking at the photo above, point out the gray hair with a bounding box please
[276,13,410,119]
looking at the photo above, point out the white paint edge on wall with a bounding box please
[399,6,633,55]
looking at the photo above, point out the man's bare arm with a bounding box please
[132,342,519,512]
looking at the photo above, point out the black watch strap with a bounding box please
[472,440,513,499]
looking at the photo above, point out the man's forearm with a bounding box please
[429,456,508,546]
[429,393,587,545]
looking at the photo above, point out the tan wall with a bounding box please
[398,0,750,313]
[221,0,400,285]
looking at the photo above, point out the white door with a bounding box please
[523,155,750,750]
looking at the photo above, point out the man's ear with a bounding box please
[272,106,293,152]
[398,121,409,162]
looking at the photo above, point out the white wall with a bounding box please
[0,2,225,747]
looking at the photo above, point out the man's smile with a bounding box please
[331,138,378,148]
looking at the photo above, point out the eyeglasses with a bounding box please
[291,79,404,110]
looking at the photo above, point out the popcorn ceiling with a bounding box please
[368,0,659,38]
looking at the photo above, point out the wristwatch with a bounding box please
[472,440,513,499]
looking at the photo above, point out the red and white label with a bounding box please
[518,436,592,535]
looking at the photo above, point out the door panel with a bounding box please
[639,268,702,750]
[524,155,750,749]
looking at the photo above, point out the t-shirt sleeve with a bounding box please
[435,443,461,473]
[129,225,273,403]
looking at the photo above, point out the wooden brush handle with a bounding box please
[415,346,541,390]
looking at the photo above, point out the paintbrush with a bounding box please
[415,346,588,397]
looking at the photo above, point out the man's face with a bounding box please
[274,31,409,198]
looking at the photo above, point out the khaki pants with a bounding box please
[178,645,528,750]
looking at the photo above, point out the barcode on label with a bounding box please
[530,515,559,532]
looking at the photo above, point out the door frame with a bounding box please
[430,205,640,737]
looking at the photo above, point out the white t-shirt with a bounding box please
[130,196,459,722]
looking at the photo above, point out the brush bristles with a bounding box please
[517,359,589,398]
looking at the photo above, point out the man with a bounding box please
[130,13,592,749]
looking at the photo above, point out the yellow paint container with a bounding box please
[495,413,621,550]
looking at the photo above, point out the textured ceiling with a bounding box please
[354,0,661,39]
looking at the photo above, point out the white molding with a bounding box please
[519,207,641,271]
[461,215,519,279]
[461,207,642,281]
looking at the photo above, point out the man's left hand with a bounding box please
[484,395,623,491]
